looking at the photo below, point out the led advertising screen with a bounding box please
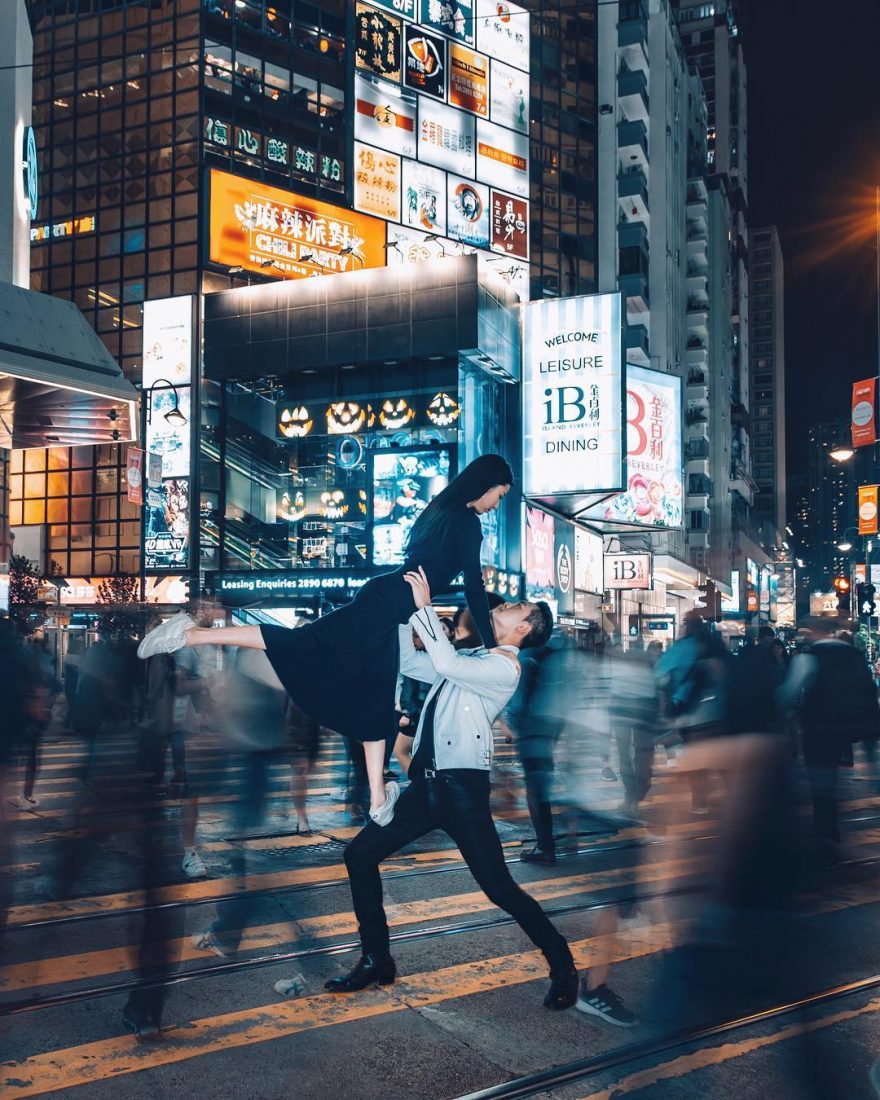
[209,168,387,279]
[370,447,452,567]
[522,293,625,499]
[585,364,683,528]
[418,99,476,176]
[525,504,555,598]
[476,119,529,197]
[354,75,418,158]
[574,526,604,594]
[447,176,489,246]
[402,159,447,234]
[142,294,193,390]
[145,479,190,570]
[476,0,529,71]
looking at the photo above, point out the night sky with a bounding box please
[742,0,880,478]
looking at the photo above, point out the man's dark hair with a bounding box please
[757,625,775,641]
[521,600,553,650]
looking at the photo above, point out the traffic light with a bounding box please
[697,579,722,622]
[857,582,877,619]
[833,576,851,616]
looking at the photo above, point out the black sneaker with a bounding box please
[123,1001,161,1040]
[576,981,637,1027]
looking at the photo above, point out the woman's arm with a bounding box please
[459,517,497,648]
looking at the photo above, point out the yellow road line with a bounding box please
[0,925,678,1097]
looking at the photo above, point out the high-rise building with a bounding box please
[749,225,786,536]
[20,0,599,596]
[806,419,862,590]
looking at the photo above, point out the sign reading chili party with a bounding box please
[208,169,387,280]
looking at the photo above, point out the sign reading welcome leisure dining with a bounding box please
[351,0,530,288]
[522,293,626,499]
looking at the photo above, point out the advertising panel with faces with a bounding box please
[143,296,193,572]
[370,447,453,567]
[351,0,530,293]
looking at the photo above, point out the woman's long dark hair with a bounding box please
[406,453,513,555]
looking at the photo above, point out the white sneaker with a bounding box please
[182,850,207,878]
[274,973,306,998]
[192,930,230,957]
[369,781,400,827]
[138,612,196,660]
[12,795,39,811]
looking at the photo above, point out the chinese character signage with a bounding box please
[354,75,418,158]
[476,0,529,71]
[419,0,475,46]
[522,293,625,499]
[447,176,489,246]
[402,160,447,233]
[354,142,403,221]
[587,365,683,529]
[490,59,528,132]
[490,191,528,259]
[852,378,877,448]
[449,44,489,116]
[142,296,194,572]
[403,24,447,99]
[126,448,144,507]
[554,522,575,615]
[356,2,404,82]
[209,168,387,279]
[603,552,652,591]
[476,119,529,197]
[205,117,343,188]
[418,100,476,175]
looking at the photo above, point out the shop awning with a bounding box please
[0,282,138,449]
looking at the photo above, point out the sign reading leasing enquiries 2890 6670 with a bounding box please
[522,292,625,499]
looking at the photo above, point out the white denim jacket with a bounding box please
[399,606,521,772]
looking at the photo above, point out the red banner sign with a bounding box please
[859,484,879,536]
[126,447,144,506]
[852,378,877,447]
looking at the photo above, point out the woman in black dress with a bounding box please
[138,454,513,825]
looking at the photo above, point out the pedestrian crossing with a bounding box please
[2,731,880,1097]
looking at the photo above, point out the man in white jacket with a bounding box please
[325,567,579,1010]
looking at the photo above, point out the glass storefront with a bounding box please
[212,358,514,580]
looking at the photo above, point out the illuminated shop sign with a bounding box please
[204,117,343,187]
[356,2,404,82]
[386,223,529,297]
[403,24,447,100]
[23,125,38,220]
[721,569,741,615]
[420,0,475,46]
[447,177,489,246]
[353,142,403,221]
[574,526,604,594]
[490,191,528,259]
[209,168,387,280]
[449,44,489,116]
[369,0,417,17]
[354,76,417,158]
[143,296,193,572]
[476,119,529,197]
[490,60,528,133]
[402,159,447,233]
[603,552,653,591]
[522,293,625,498]
[418,100,476,176]
[30,215,96,243]
[476,0,529,71]
[525,505,555,595]
[216,571,374,598]
[584,365,683,529]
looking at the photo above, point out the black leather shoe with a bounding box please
[543,968,578,1010]
[123,1001,161,1040]
[324,953,396,993]
[521,847,557,865]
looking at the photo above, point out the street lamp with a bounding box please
[836,526,859,554]
[145,379,187,426]
[830,445,855,462]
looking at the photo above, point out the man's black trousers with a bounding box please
[344,770,572,969]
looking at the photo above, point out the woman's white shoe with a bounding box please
[369,781,400,827]
[137,612,195,659]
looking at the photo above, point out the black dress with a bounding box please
[260,509,496,743]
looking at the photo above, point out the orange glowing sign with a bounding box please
[208,169,387,280]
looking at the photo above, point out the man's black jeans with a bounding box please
[344,770,572,969]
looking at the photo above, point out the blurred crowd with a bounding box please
[0,601,877,1074]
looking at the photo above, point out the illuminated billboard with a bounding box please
[525,504,555,598]
[354,75,417,158]
[447,176,489,247]
[418,100,476,176]
[585,365,683,529]
[402,159,447,234]
[522,293,626,498]
[355,3,404,82]
[208,169,387,280]
[353,142,403,221]
[604,552,653,591]
[370,447,452,567]
[490,60,528,132]
[476,0,529,71]
[420,0,475,46]
[449,44,489,116]
[476,119,529,197]
[403,24,447,99]
[574,526,604,594]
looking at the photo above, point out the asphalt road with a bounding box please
[2,727,880,1099]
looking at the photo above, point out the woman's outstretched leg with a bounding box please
[364,739,398,824]
[185,625,266,649]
